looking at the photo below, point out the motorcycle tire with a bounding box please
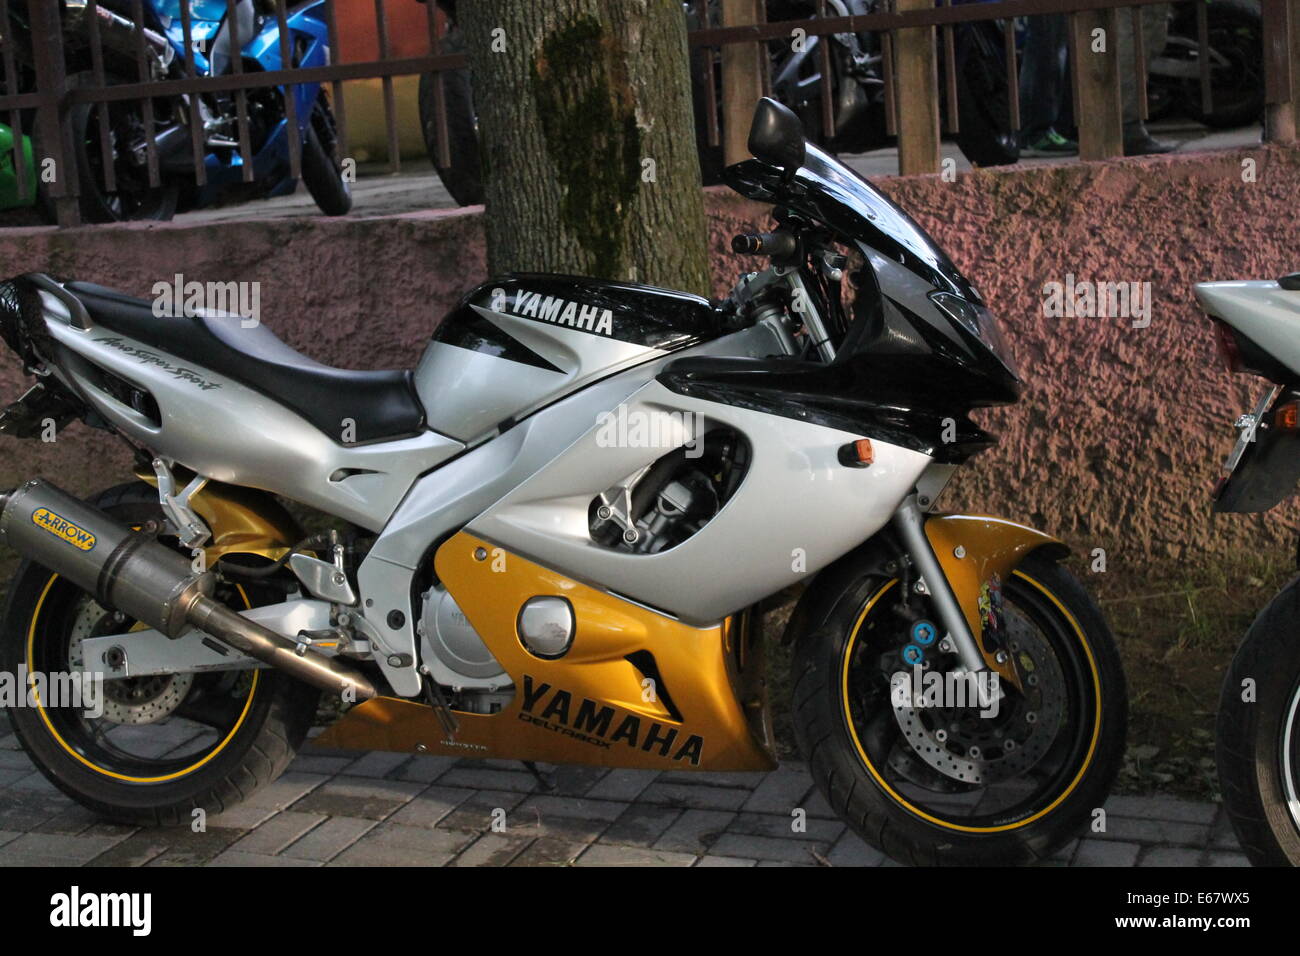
[301,97,352,216]
[418,27,484,207]
[49,72,178,223]
[0,482,320,827]
[788,550,1126,865]
[1217,575,1300,865]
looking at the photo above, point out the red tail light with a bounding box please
[1213,321,1243,373]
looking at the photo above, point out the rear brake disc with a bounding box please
[66,597,193,726]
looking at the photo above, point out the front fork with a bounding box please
[892,494,987,675]
[891,494,1070,690]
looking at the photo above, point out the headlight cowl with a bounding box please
[929,291,1019,381]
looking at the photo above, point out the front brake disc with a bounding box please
[888,612,1065,786]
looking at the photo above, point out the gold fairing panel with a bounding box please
[134,466,301,562]
[924,514,1067,687]
[315,532,777,772]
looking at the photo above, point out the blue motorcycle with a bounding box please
[39,0,351,221]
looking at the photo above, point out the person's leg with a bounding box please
[1118,3,1175,153]
[1019,14,1075,153]
[1019,16,1057,142]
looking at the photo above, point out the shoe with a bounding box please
[1123,132,1177,156]
[1021,128,1078,157]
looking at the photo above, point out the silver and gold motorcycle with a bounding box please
[0,99,1124,865]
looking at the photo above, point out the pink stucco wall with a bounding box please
[0,145,1295,575]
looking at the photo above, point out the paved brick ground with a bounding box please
[0,730,1249,867]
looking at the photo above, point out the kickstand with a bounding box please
[420,670,460,738]
[522,761,557,793]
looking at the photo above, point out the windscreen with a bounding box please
[724,144,977,301]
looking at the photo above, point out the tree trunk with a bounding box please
[459,0,711,297]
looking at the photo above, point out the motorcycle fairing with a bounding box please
[25,277,464,531]
[63,279,427,444]
[725,143,1018,389]
[315,532,777,772]
[691,149,1019,462]
[418,273,722,443]
[1196,280,1300,512]
[317,514,1066,765]
[153,0,334,191]
[725,144,979,300]
[466,379,933,626]
[1195,279,1300,380]
[240,1,334,132]
[364,324,791,695]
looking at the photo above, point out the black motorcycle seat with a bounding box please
[63,281,426,444]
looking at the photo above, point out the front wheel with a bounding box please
[788,550,1125,865]
[301,96,352,216]
[1216,579,1300,865]
[418,26,484,206]
[0,482,319,826]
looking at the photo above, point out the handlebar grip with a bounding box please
[732,231,798,259]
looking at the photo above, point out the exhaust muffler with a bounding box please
[0,479,376,702]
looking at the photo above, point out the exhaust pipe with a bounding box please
[63,1,175,68]
[0,479,376,702]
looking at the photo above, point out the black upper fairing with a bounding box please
[657,142,1019,462]
[663,364,994,462]
[724,144,980,302]
[435,273,724,362]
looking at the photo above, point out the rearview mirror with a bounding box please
[747,97,806,179]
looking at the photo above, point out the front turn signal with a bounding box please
[838,439,874,468]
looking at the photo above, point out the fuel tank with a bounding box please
[415,274,724,442]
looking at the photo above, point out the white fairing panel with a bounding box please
[1195,280,1300,377]
[358,323,794,694]
[468,380,933,624]
[416,305,665,442]
[38,294,463,531]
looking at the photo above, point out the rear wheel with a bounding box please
[789,550,1125,865]
[0,482,319,826]
[1217,578,1300,865]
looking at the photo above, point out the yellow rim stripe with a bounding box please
[840,570,1102,834]
[26,573,258,784]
